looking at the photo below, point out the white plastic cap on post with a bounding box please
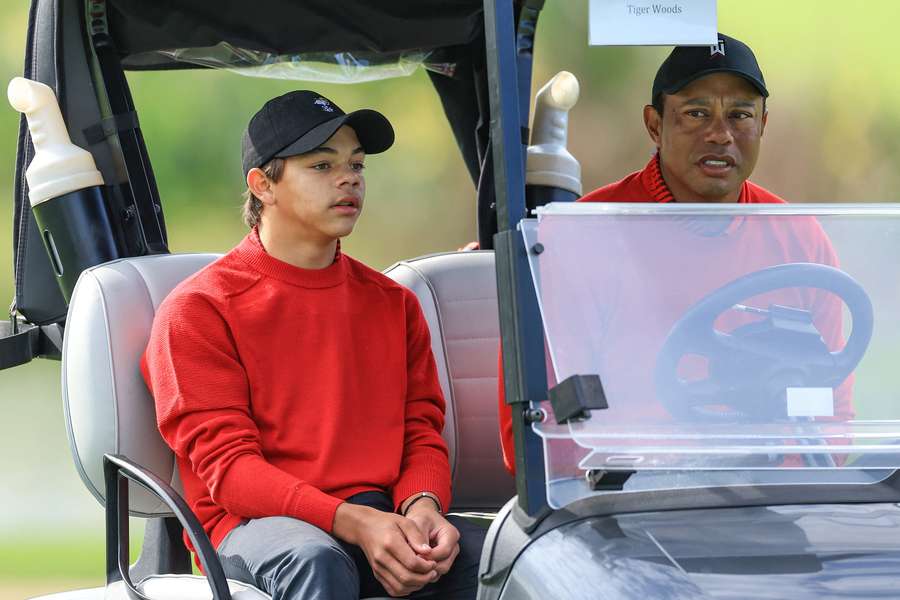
[8,77,104,206]
[527,71,582,195]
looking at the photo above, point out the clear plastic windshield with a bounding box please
[153,43,454,83]
[522,203,900,508]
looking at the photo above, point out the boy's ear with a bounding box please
[247,167,276,205]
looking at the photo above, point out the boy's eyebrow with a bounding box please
[305,145,366,156]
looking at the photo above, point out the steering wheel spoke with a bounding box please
[655,263,872,423]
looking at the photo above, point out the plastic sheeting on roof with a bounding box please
[153,43,457,83]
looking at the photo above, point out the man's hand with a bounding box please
[332,502,438,597]
[403,497,461,579]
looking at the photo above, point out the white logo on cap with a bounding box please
[314,98,335,112]
[710,39,726,57]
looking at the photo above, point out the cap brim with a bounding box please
[274,109,395,159]
[663,68,769,98]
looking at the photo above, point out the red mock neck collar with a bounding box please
[642,153,750,203]
[234,227,348,288]
[640,153,676,203]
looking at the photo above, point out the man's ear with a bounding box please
[247,168,276,206]
[643,104,662,147]
[760,109,768,137]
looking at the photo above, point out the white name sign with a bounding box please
[786,387,835,418]
[589,0,718,46]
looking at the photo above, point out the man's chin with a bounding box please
[692,180,741,203]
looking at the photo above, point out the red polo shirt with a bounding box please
[581,154,787,205]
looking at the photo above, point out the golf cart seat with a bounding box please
[384,250,514,509]
[60,249,511,599]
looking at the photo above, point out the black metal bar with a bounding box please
[495,231,550,519]
[485,0,551,518]
[0,320,38,369]
[485,0,527,231]
[87,1,168,255]
[0,320,63,370]
[114,470,138,598]
[103,454,232,600]
[516,2,543,131]
[104,455,128,591]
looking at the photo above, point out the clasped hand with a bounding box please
[333,500,460,597]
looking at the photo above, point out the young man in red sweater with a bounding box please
[142,91,484,599]
[498,34,850,474]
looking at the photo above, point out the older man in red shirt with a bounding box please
[499,34,851,474]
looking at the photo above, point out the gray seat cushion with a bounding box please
[64,254,220,515]
[384,251,515,510]
[136,575,271,600]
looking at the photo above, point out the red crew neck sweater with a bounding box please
[142,230,451,550]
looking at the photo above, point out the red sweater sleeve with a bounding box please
[497,348,516,476]
[390,292,452,512]
[143,292,343,533]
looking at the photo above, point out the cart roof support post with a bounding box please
[485,0,550,521]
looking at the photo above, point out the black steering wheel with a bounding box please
[654,263,873,423]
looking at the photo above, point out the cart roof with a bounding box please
[105,0,484,70]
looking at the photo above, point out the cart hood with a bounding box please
[503,503,900,599]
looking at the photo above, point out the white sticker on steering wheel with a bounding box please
[786,387,835,417]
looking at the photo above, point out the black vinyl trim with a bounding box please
[91,26,168,254]
[13,0,41,300]
[83,110,141,145]
[13,0,70,325]
[0,320,39,369]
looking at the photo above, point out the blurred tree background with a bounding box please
[2,0,900,596]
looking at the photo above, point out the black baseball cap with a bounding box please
[652,33,769,104]
[241,90,395,177]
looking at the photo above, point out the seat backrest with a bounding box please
[64,253,220,515]
[64,250,514,516]
[384,251,515,510]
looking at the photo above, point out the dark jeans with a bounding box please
[218,491,486,600]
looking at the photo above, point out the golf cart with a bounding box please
[6,1,900,599]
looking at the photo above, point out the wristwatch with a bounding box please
[402,491,442,515]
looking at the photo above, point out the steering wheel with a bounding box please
[654,263,873,423]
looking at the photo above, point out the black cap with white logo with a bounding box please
[241,90,395,178]
[652,33,769,104]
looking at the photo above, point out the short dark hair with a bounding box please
[242,157,285,228]
[651,93,767,117]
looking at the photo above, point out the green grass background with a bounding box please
[2,0,900,596]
